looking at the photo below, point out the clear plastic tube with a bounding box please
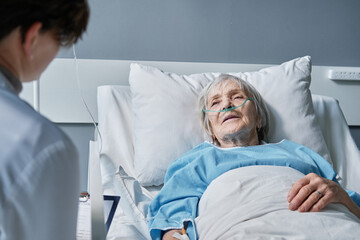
[73,45,103,152]
[202,97,254,113]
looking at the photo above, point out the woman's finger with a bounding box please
[297,190,323,212]
[289,183,316,211]
[288,173,324,210]
[287,177,310,203]
[308,190,335,212]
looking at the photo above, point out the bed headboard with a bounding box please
[20,58,360,125]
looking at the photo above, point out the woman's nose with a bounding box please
[221,99,232,110]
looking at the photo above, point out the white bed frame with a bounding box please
[19,58,359,239]
[20,58,360,125]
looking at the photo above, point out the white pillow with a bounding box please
[97,85,135,194]
[129,56,331,187]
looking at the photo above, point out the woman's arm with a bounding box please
[287,173,360,218]
[148,145,211,240]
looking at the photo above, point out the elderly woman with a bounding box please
[148,74,360,240]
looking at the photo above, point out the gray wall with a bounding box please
[60,0,360,66]
[57,0,360,191]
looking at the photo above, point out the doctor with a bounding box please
[0,0,89,239]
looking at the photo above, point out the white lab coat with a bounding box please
[0,68,80,240]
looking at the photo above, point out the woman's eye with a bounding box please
[211,101,219,107]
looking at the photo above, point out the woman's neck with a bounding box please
[218,128,259,148]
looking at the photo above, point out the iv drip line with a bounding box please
[72,45,103,153]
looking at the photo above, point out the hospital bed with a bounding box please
[88,56,360,239]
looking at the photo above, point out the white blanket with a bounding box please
[195,166,360,240]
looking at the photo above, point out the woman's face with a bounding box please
[206,80,259,147]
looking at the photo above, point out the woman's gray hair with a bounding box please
[198,74,270,144]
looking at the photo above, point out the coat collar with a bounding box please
[0,65,22,94]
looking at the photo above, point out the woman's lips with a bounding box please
[222,114,239,123]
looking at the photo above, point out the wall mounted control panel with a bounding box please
[328,69,360,81]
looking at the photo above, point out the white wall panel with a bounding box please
[19,81,34,107]
[311,66,360,126]
[37,58,360,125]
[39,59,130,123]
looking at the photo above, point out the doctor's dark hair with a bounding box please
[0,0,89,46]
[198,74,270,145]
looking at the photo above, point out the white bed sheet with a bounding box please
[196,165,360,240]
[95,86,360,239]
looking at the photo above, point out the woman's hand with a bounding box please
[162,229,183,240]
[287,173,360,218]
[287,173,347,213]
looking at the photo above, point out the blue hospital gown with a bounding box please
[148,140,360,240]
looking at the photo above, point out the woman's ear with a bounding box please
[22,22,42,60]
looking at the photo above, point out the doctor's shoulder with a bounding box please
[5,93,78,162]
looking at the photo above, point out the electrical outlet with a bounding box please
[328,69,360,81]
